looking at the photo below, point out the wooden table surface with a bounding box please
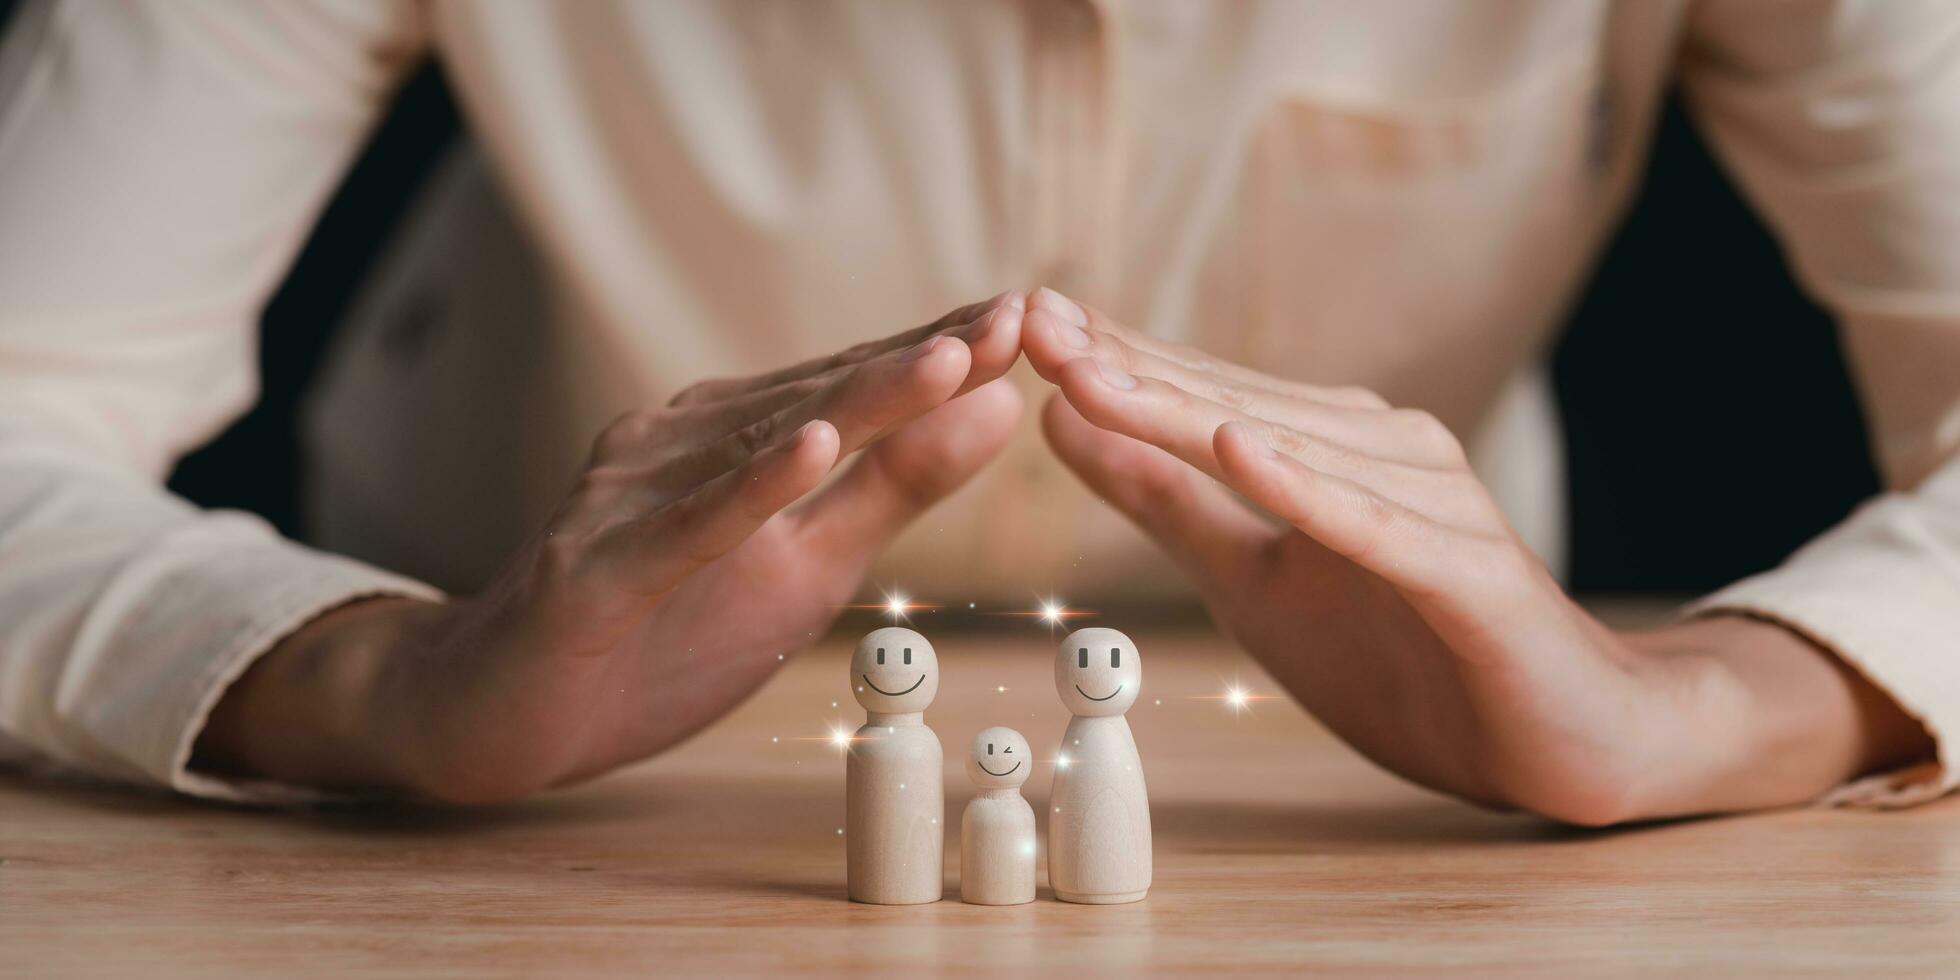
[5,607,1960,976]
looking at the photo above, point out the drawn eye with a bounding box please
[1003,746,1013,753]
[903,647,912,665]
[987,743,995,755]
[1078,647,1088,669]
[876,647,885,665]
[1111,647,1121,668]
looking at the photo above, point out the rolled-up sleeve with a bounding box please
[0,0,434,802]
[1682,0,1960,805]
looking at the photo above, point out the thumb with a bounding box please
[791,377,1023,564]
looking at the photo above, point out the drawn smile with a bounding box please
[977,760,1022,777]
[1075,683,1123,702]
[862,674,925,697]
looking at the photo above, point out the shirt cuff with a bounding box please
[124,542,441,805]
[1685,495,1960,808]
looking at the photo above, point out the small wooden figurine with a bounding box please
[960,726,1036,905]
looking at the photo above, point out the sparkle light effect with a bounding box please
[972,594,1097,632]
[1191,680,1278,716]
[843,586,941,621]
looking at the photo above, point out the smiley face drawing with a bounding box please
[1054,627,1141,716]
[968,726,1031,790]
[851,626,940,714]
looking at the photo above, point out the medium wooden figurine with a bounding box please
[845,626,944,904]
[1046,627,1151,904]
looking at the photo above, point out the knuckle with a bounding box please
[1208,377,1257,413]
[667,381,722,408]
[1391,408,1464,462]
[1338,386,1392,409]
[1179,349,1222,376]
[534,531,587,589]
[569,465,635,506]
[732,413,781,457]
[593,410,659,457]
[1262,421,1313,457]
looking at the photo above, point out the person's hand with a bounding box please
[1020,288,1930,824]
[196,294,1027,803]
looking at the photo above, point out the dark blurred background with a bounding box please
[0,0,1879,595]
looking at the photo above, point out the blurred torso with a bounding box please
[308,1,1683,600]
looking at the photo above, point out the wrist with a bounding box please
[1620,613,1930,819]
[193,596,442,794]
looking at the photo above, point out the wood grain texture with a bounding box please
[4,610,1960,976]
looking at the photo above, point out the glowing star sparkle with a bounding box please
[1192,683,1276,715]
[1040,601,1065,624]
[829,726,853,749]
[844,590,938,620]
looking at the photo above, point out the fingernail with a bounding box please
[1096,360,1138,390]
[1004,290,1027,311]
[984,288,1023,312]
[1033,287,1087,327]
[960,308,998,343]
[899,336,942,363]
[1053,315,1092,350]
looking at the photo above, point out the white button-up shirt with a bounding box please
[1,0,1956,805]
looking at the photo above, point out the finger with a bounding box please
[664,298,1024,449]
[670,291,1024,408]
[593,420,841,598]
[1211,420,1525,606]
[1023,307,1455,468]
[792,377,1025,566]
[1040,392,1274,593]
[651,334,973,497]
[1023,286,1389,410]
[1052,356,1478,524]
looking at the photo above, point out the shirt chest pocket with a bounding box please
[1201,43,1614,422]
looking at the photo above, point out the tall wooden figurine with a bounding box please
[1047,627,1151,904]
[846,626,943,904]
[960,726,1036,905]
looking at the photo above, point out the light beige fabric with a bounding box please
[0,0,1955,804]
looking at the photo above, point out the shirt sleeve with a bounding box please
[0,0,435,802]
[1680,0,1960,806]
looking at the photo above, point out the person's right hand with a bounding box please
[194,294,1026,803]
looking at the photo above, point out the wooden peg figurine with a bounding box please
[845,626,944,904]
[1047,627,1151,904]
[960,726,1036,905]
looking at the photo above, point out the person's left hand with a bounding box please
[1019,288,1929,824]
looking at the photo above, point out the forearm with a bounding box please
[1629,614,1933,819]
[192,596,441,795]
